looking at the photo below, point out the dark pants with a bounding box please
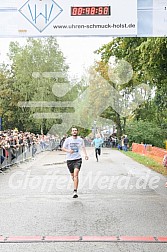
[95,148,101,161]
[123,144,128,151]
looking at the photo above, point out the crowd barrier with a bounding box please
[0,139,60,173]
[132,143,167,158]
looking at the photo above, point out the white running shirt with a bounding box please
[62,136,85,160]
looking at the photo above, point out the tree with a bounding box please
[125,120,166,148]
[0,65,21,130]
[137,38,167,128]
[95,37,167,144]
[7,37,70,133]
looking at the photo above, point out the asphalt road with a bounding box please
[0,147,166,252]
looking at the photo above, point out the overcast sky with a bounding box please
[57,37,113,78]
[0,37,113,78]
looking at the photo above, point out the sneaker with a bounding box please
[73,191,78,198]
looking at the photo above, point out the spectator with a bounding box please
[59,136,66,149]
[123,135,129,151]
[121,135,125,150]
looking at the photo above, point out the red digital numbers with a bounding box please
[85,7,90,15]
[71,7,77,16]
[98,7,103,15]
[91,7,96,15]
[71,6,110,16]
[78,7,83,16]
[103,6,109,15]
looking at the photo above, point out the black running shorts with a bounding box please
[67,158,82,173]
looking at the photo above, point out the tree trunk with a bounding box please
[115,113,122,138]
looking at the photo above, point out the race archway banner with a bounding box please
[0,0,166,37]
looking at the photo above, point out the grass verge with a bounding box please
[123,151,167,176]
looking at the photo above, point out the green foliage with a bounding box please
[96,37,167,146]
[1,36,167,144]
[2,38,72,133]
[0,65,21,129]
[125,120,166,148]
[1,38,92,135]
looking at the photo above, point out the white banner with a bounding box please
[0,0,137,37]
[153,0,167,36]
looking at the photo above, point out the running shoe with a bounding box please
[73,191,78,198]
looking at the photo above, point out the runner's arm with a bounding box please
[82,141,89,160]
[61,147,74,154]
[61,139,74,153]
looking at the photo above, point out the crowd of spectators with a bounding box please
[0,129,61,169]
[100,134,129,151]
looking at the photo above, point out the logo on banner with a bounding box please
[19,0,63,32]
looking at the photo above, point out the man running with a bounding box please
[62,127,88,198]
[92,134,103,162]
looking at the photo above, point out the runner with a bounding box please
[61,127,88,198]
[92,134,103,162]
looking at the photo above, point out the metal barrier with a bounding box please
[0,145,30,171]
[0,141,54,172]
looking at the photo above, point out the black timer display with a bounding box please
[71,6,111,16]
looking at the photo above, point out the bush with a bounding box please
[125,120,166,148]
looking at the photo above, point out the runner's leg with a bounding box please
[74,168,79,190]
[71,173,74,181]
[95,148,98,161]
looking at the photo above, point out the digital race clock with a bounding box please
[71,6,111,16]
